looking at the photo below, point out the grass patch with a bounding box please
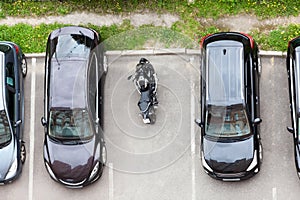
[0,21,298,53]
[0,1,299,52]
[251,24,300,51]
[0,23,69,53]
[0,0,299,19]
[103,25,199,50]
[0,21,202,53]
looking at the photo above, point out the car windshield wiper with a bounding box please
[54,48,61,66]
[48,135,63,144]
[0,139,11,149]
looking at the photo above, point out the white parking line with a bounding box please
[272,187,277,200]
[109,163,114,200]
[191,91,196,200]
[189,59,196,200]
[28,58,36,200]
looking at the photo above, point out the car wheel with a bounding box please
[21,142,26,164]
[21,55,28,77]
[101,145,107,166]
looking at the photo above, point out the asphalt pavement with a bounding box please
[1,51,300,200]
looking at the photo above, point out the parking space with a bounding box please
[1,52,300,200]
[104,52,200,200]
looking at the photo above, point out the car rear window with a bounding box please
[53,34,92,59]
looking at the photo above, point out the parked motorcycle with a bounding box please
[128,58,158,124]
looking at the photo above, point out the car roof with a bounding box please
[0,52,4,110]
[206,40,244,106]
[50,59,87,109]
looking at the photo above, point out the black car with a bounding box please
[0,42,27,184]
[286,36,300,178]
[195,32,263,181]
[41,26,107,188]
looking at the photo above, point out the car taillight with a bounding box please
[200,34,212,48]
[14,45,19,54]
[288,36,300,48]
[239,32,254,49]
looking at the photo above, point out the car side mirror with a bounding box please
[14,120,22,127]
[253,118,262,125]
[41,117,47,127]
[194,119,203,128]
[287,126,294,134]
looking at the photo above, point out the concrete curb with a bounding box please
[25,53,45,58]
[259,50,287,57]
[24,49,287,58]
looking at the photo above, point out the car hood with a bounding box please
[45,136,96,183]
[203,135,254,173]
[0,138,15,181]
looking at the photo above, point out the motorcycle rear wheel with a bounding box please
[149,106,156,124]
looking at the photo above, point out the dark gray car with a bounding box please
[0,42,27,184]
[41,26,107,188]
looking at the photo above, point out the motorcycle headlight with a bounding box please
[5,158,18,180]
[246,150,258,171]
[45,162,57,181]
[201,152,213,172]
[89,161,100,181]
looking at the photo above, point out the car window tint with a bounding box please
[0,110,11,147]
[88,53,97,120]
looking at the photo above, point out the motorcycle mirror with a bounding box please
[127,75,133,80]
[287,126,294,134]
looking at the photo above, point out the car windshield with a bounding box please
[0,110,11,147]
[205,104,250,138]
[53,34,92,60]
[49,108,94,141]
